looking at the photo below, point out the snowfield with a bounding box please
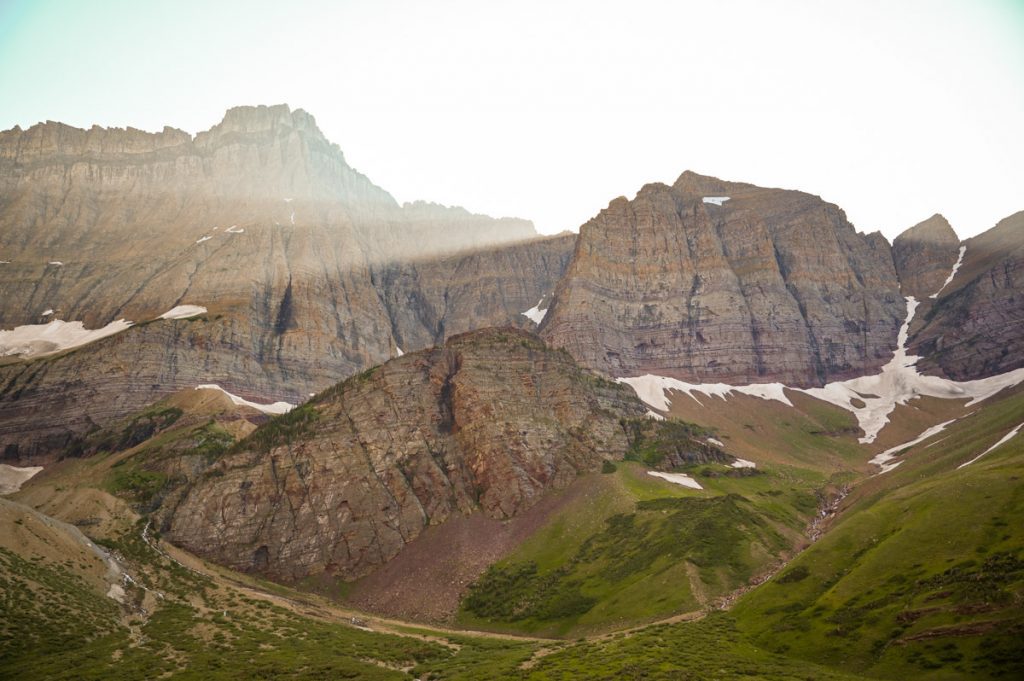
[930,245,966,299]
[0,319,133,359]
[160,305,208,320]
[702,196,730,206]
[621,296,1024,445]
[521,298,548,325]
[195,384,295,415]
[617,375,792,411]
[958,422,1024,469]
[869,418,958,473]
[800,297,1024,443]
[648,470,703,489]
[0,464,44,495]
[0,304,210,358]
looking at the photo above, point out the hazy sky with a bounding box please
[1,0,1022,238]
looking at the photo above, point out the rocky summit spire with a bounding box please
[892,213,960,298]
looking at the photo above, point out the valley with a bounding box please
[1,105,1022,680]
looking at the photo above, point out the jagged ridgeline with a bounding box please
[0,105,575,461]
[2,103,1024,681]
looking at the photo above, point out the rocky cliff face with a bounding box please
[891,214,961,299]
[163,329,661,581]
[909,211,1024,380]
[373,233,576,349]
[541,171,905,386]
[0,105,572,462]
[0,234,576,463]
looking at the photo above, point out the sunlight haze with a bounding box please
[1,0,1021,238]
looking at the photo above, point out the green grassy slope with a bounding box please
[457,455,840,637]
[517,614,869,681]
[732,389,1024,680]
[0,500,874,681]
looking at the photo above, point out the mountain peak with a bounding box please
[198,104,327,144]
[891,214,961,298]
[895,213,958,246]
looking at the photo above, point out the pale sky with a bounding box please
[1,0,1022,239]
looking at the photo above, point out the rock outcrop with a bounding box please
[373,233,576,349]
[909,211,1024,380]
[541,172,905,386]
[0,235,576,463]
[0,105,573,462]
[891,214,961,298]
[163,329,656,581]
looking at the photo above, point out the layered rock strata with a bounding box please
[891,214,961,299]
[909,211,1024,380]
[0,106,573,461]
[165,329,655,581]
[541,171,905,386]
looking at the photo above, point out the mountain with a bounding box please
[162,328,730,583]
[891,213,961,299]
[540,171,905,387]
[2,107,1023,679]
[909,211,1024,380]
[0,105,575,462]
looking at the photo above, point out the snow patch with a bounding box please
[521,298,549,325]
[800,297,1024,443]
[106,583,126,604]
[395,346,404,357]
[707,437,725,447]
[869,418,957,472]
[0,319,133,359]
[0,260,10,264]
[930,245,966,299]
[290,210,295,225]
[958,422,1024,469]
[646,409,666,421]
[702,196,730,206]
[160,305,207,320]
[41,309,53,316]
[225,225,244,234]
[0,464,44,495]
[618,297,1024,445]
[48,261,63,266]
[195,384,295,415]
[196,235,212,244]
[283,198,293,203]
[648,470,703,489]
[617,375,792,411]
[730,458,757,469]
[878,460,904,474]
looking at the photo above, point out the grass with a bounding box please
[620,417,718,467]
[0,524,873,681]
[7,351,1024,679]
[517,613,868,680]
[456,459,824,637]
[227,403,319,455]
[732,389,1024,680]
[103,420,236,510]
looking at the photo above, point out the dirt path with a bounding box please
[153,531,558,644]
